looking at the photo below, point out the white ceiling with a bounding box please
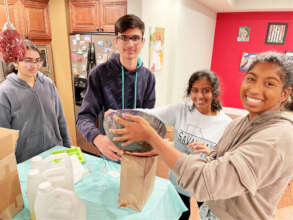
[195,0,293,12]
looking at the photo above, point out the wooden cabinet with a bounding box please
[70,0,127,33]
[0,0,51,40]
[100,0,127,32]
[22,0,51,40]
[70,0,100,32]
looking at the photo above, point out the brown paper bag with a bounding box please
[0,127,23,220]
[118,154,158,211]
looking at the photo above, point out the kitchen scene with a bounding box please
[0,0,293,220]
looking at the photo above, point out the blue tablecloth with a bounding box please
[14,146,187,220]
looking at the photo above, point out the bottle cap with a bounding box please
[28,168,40,177]
[30,156,43,169]
[38,181,53,193]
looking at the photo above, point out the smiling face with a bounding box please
[190,77,214,115]
[240,61,291,120]
[114,27,145,61]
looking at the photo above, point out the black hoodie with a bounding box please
[76,53,156,143]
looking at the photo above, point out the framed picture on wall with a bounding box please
[240,52,257,72]
[36,44,55,83]
[285,51,293,59]
[36,45,49,71]
[265,22,288,45]
[237,26,250,42]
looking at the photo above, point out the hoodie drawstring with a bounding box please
[121,66,138,109]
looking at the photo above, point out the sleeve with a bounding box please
[0,88,12,128]
[172,125,292,201]
[138,103,182,126]
[76,68,104,143]
[54,86,71,147]
[142,71,156,108]
[0,96,11,129]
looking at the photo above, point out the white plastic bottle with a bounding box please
[42,153,74,190]
[34,181,86,220]
[27,169,43,220]
[30,155,44,170]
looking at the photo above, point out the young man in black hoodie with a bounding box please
[77,14,156,161]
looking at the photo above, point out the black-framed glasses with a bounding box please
[117,35,143,43]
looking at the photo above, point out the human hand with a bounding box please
[93,134,124,161]
[188,142,211,155]
[110,113,156,146]
[104,109,115,117]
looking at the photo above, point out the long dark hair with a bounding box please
[248,51,293,111]
[186,70,222,112]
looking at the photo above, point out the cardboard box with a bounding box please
[0,127,23,220]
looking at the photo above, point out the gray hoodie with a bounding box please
[173,111,293,220]
[0,72,71,163]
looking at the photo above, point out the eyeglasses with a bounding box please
[23,58,43,66]
[117,35,143,43]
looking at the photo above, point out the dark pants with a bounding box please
[179,193,190,220]
[197,201,203,208]
[179,193,203,220]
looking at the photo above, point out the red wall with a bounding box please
[211,12,293,109]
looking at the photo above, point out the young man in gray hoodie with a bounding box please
[0,40,71,163]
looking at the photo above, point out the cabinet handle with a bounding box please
[101,28,104,32]
[96,28,101,32]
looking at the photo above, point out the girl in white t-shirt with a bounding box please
[138,70,232,220]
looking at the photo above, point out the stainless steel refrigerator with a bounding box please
[70,33,116,106]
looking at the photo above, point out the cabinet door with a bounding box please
[0,0,24,36]
[100,0,127,32]
[22,0,51,40]
[70,0,100,32]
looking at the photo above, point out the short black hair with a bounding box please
[115,14,145,36]
[186,70,222,112]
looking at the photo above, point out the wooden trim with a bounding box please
[22,0,49,3]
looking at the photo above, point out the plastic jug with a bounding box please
[42,153,74,190]
[27,169,43,220]
[34,181,86,220]
[30,155,44,170]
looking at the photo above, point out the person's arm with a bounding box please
[138,103,181,126]
[111,114,293,201]
[76,70,103,142]
[76,69,123,161]
[142,72,156,108]
[0,89,12,128]
[0,103,11,129]
[54,86,71,147]
[111,113,181,167]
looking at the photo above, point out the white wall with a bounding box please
[128,0,216,106]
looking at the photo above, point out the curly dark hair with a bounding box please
[248,51,293,111]
[186,70,222,112]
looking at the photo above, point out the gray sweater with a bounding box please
[173,111,293,219]
[0,72,71,163]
